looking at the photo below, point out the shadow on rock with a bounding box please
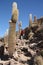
[21,48,32,57]
[0,55,10,61]
[26,57,34,65]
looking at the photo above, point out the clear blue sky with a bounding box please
[0,0,43,37]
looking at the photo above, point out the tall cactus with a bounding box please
[8,2,19,56]
[29,14,32,27]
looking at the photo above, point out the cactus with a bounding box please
[8,2,19,56]
[11,2,19,22]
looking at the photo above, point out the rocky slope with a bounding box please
[0,24,43,65]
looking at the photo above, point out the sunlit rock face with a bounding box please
[12,2,19,22]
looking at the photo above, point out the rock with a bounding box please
[10,59,19,65]
[0,60,9,65]
[28,48,36,56]
[36,41,43,49]
[21,47,32,57]
[10,59,15,65]
[0,42,4,56]
[13,51,18,61]
[29,43,37,50]
[18,54,31,62]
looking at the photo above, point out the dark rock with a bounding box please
[21,48,28,53]
[24,52,32,57]
[0,42,4,56]
[21,47,32,57]
[0,55,9,60]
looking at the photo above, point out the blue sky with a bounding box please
[0,0,43,37]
